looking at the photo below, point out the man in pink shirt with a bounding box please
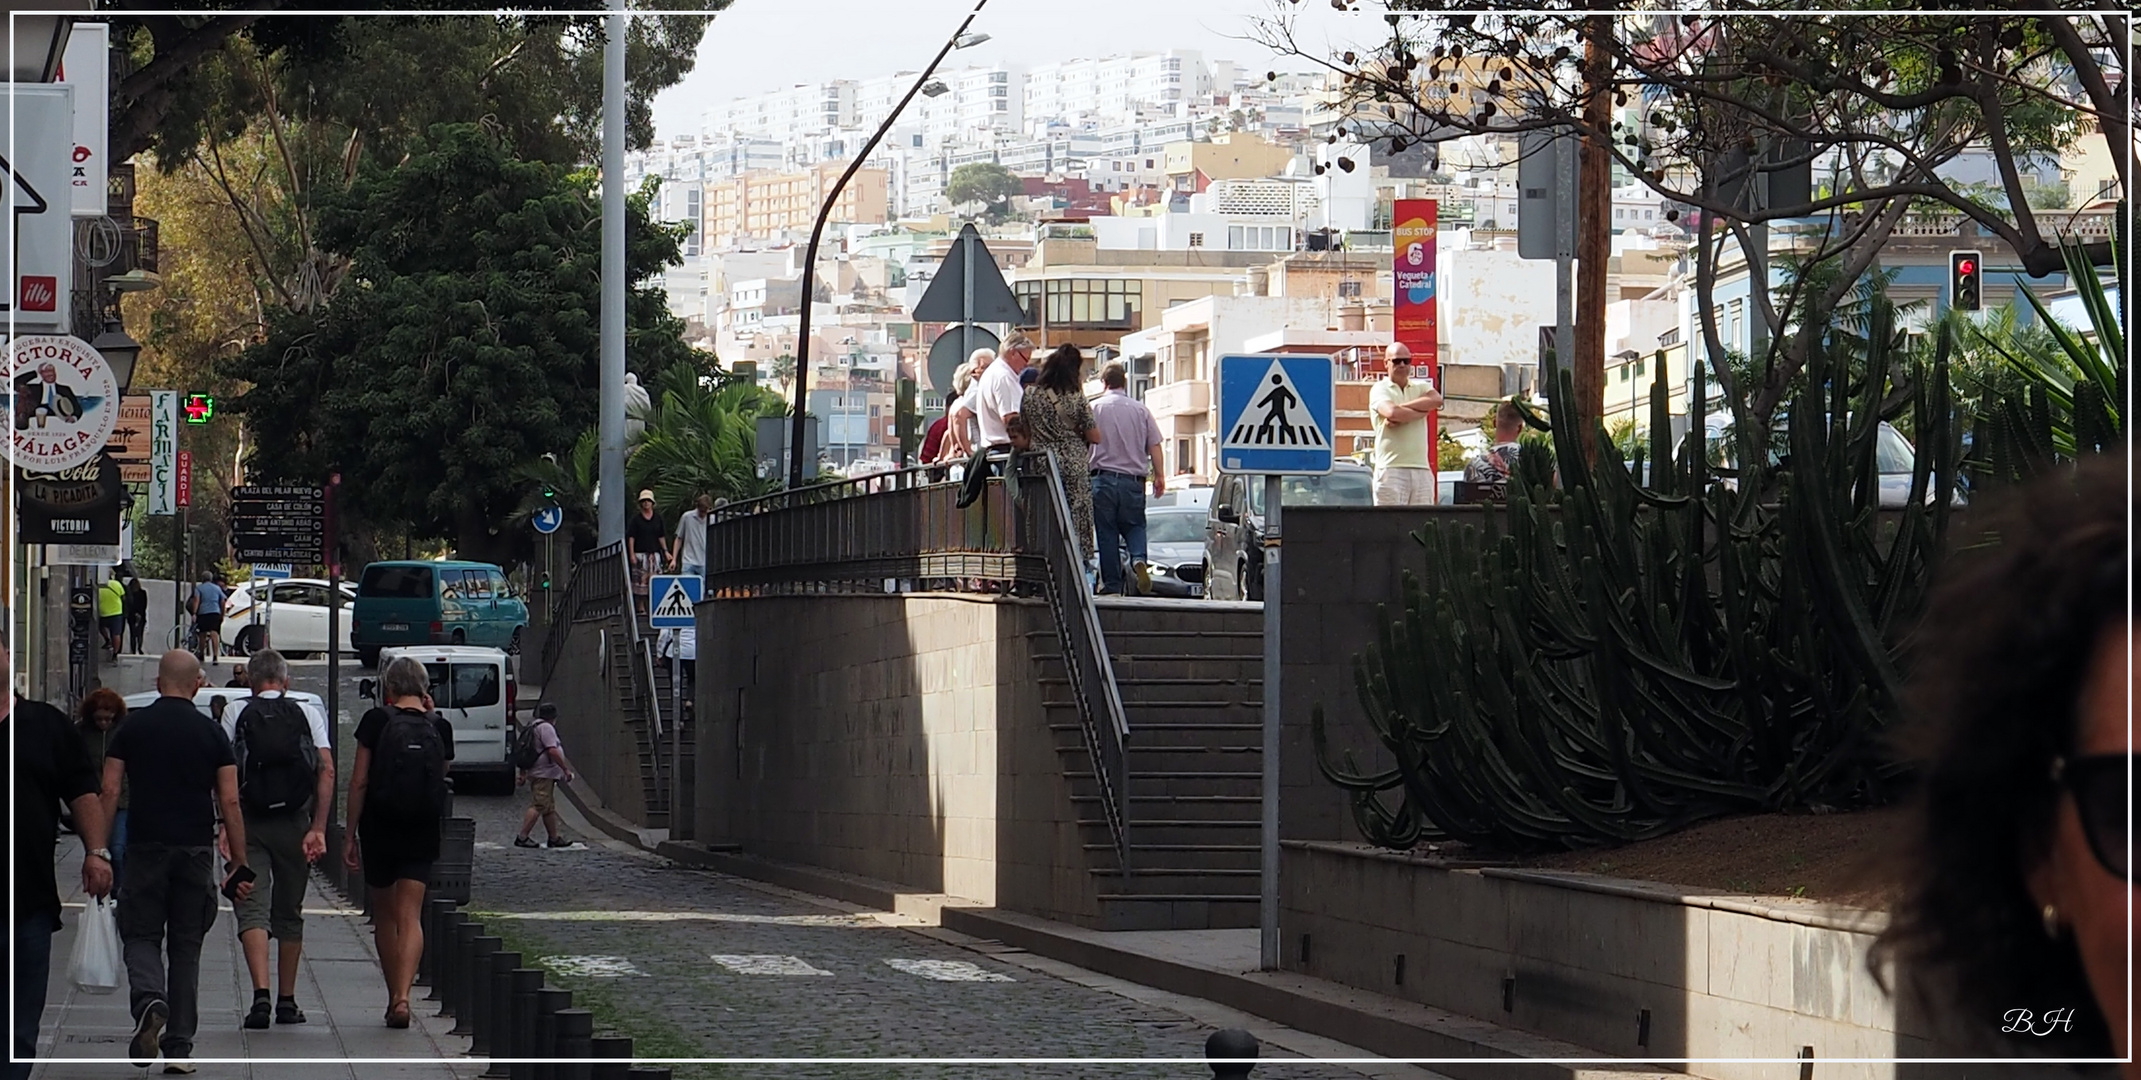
[1088,362,1165,595]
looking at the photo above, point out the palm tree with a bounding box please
[626,365,787,516]
[507,428,600,551]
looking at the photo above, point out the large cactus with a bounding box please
[1315,307,1964,852]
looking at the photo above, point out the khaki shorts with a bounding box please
[528,777,558,815]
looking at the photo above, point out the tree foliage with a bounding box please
[945,162,1023,223]
[104,7,727,165]
[222,125,706,562]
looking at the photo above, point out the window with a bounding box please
[359,565,433,599]
[1619,364,1630,383]
[423,663,501,709]
[1187,231,1205,248]
[1036,279,1142,329]
[1176,438,1191,472]
[1635,356,1646,377]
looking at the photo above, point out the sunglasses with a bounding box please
[2052,754,2133,881]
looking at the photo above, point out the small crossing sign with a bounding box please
[531,505,564,534]
[251,564,292,580]
[648,574,703,628]
[1217,354,1334,475]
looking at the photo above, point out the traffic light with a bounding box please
[540,571,552,591]
[183,393,216,423]
[1950,250,1983,312]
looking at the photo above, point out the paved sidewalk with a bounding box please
[31,845,480,1079]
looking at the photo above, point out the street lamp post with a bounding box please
[788,1,990,488]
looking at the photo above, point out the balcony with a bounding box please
[1143,378,1210,417]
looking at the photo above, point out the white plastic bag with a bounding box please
[70,897,122,994]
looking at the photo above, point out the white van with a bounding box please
[362,645,517,793]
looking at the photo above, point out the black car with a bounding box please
[1202,463,1374,601]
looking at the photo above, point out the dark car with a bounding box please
[1136,505,1210,598]
[1203,463,1375,602]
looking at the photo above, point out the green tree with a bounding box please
[626,366,789,516]
[223,124,704,562]
[945,162,1024,223]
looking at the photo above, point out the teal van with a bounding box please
[351,560,529,667]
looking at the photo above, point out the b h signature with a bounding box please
[2002,1008,2077,1036]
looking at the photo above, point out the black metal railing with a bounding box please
[706,455,1133,870]
[542,540,624,678]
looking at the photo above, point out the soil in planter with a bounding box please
[1518,807,1904,909]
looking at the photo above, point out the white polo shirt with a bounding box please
[971,358,1025,448]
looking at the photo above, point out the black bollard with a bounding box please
[420,899,452,987]
[433,909,465,1006]
[506,968,543,1080]
[530,987,571,1080]
[551,1009,594,1080]
[1206,1028,1259,1080]
[447,922,481,1024]
[480,951,523,1072]
[456,934,498,1038]
[589,1035,632,1080]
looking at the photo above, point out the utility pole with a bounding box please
[597,0,628,547]
[1574,15,1612,466]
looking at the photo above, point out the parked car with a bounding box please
[1151,484,1213,511]
[224,578,357,658]
[1706,417,1962,508]
[361,645,517,793]
[351,560,529,668]
[1203,463,1375,602]
[1136,505,1209,598]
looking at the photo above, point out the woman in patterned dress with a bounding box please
[1020,345,1101,557]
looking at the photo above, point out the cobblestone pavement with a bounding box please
[450,790,1406,1080]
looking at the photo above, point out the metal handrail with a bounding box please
[540,540,623,677]
[1020,450,1133,874]
[703,453,1133,870]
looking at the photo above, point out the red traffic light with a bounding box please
[1957,259,1975,275]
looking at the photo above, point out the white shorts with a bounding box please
[1373,467,1437,506]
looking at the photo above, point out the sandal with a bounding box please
[385,1001,411,1029]
[275,1000,306,1025]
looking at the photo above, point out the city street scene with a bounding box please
[6,3,2130,1079]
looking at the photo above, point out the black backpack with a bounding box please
[509,721,546,771]
[368,706,449,822]
[234,696,320,814]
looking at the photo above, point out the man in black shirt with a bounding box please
[102,650,253,1073]
[627,489,666,614]
[7,642,112,1080]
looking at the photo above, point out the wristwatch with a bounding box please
[87,848,111,862]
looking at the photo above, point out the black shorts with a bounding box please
[358,818,438,890]
[195,613,223,635]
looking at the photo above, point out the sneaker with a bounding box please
[275,999,306,1025]
[546,837,577,849]
[131,999,167,1066]
[163,1060,196,1075]
[1132,561,1151,596]
[512,836,540,849]
[244,998,271,1030]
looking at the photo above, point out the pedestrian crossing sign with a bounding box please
[1217,354,1335,475]
[649,574,702,628]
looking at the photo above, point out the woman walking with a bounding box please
[75,689,130,893]
[1020,345,1101,558]
[341,657,453,1028]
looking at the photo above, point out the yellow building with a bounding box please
[706,162,890,248]
[1007,232,1275,352]
[1161,132,1295,193]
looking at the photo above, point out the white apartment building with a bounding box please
[1023,51,1214,134]
[702,80,858,143]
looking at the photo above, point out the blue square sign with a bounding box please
[648,574,703,628]
[1216,354,1335,475]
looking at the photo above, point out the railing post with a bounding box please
[590,1035,633,1080]
[457,934,498,1039]
[552,1009,595,1080]
[531,987,572,1080]
[477,948,520,1066]
[507,968,544,1080]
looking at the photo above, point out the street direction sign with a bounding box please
[230,483,325,563]
[532,505,564,534]
[911,223,1027,324]
[251,563,292,580]
[648,574,703,629]
[1217,354,1335,475]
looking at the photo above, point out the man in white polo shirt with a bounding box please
[950,333,1035,457]
[1369,342,1444,506]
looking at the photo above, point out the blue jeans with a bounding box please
[12,908,61,1079]
[1091,472,1149,594]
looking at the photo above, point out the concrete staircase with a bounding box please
[1035,601,1264,931]
[606,617,693,830]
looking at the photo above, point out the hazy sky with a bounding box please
[651,0,1386,140]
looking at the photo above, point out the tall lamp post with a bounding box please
[789,0,991,488]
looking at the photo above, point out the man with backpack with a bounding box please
[341,656,453,1028]
[218,650,333,1031]
[512,703,578,849]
